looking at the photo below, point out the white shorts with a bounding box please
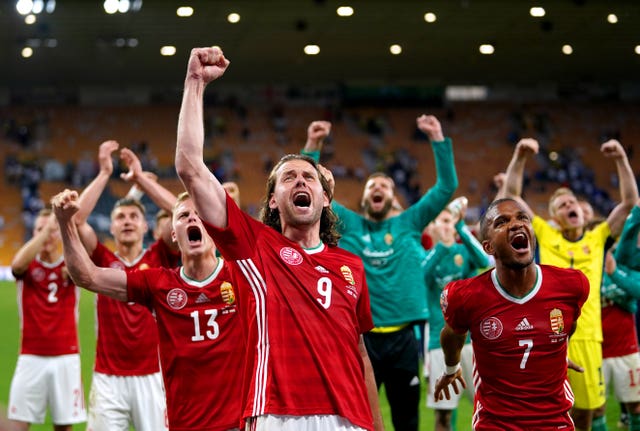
[86,371,167,431]
[603,353,640,403]
[8,354,87,425]
[246,414,366,431]
[427,344,475,409]
[423,322,430,378]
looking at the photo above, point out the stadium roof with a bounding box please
[2,0,640,96]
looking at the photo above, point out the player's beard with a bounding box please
[364,199,392,221]
[503,254,534,270]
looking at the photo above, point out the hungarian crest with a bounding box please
[549,308,564,334]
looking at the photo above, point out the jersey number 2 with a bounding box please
[47,282,59,303]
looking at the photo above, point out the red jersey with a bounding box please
[14,256,80,355]
[441,264,588,426]
[602,304,639,358]
[127,259,242,431]
[204,195,375,431]
[91,240,179,375]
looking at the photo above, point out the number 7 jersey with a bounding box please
[441,264,589,422]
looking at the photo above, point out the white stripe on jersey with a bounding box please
[563,379,574,404]
[472,400,482,430]
[473,361,480,393]
[16,280,24,331]
[238,259,269,418]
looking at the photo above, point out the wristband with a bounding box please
[445,363,461,376]
[126,185,144,201]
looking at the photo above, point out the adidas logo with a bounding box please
[314,265,329,274]
[195,293,210,304]
[48,273,58,281]
[515,318,534,331]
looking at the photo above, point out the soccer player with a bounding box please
[175,46,383,431]
[435,198,589,430]
[499,138,638,430]
[73,141,180,431]
[597,200,640,431]
[52,190,243,431]
[8,209,87,430]
[302,115,458,431]
[423,198,491,431]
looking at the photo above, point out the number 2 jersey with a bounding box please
[441,264,589,423]
[204,194,375,431]
[127,258,243,431]
[90,240,179,375]
[14,255,80,355]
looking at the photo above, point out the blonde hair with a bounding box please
[173,191,191,211]
[37,207,53,218]
[548,187,575,218]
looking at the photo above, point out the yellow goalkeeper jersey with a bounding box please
[533,215,610,341]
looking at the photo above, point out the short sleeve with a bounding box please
[126,268,157,307]
[440,280,469,334]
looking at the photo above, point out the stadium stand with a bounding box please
[2,101,639,265]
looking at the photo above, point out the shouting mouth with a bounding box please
[510,232,529,251]
[187,226,203,244]
[293,192,311,208]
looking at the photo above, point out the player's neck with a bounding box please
[281,224,322,249]
[182,255,217,281]
[561,226,583,242]
[115,241,144,263]
[439,236,455,247]
[495,263,537,298]
[39,247,62,264]
[364,209,391,222]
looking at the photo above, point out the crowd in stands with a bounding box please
[2,100,638,247]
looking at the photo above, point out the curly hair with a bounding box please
[259,154,341,247]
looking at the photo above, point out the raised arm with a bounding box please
[52,189,128,301]
[498,138,538,218]
[612,202,640,265]
[74,140,120,253]
[176,47,229,228]
[301,120,332,162]
[120,148,178,212]
[11,214,57,276]
[601,139,639,237]
[456,220,491,271]
[605,251,640,300]
[75,140,118,224]
[405,115,458,227]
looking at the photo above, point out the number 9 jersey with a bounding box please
[205,194,376,431]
